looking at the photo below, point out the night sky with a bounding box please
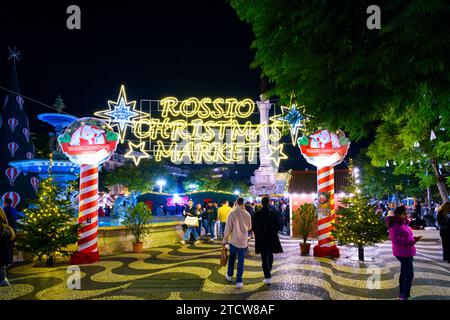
[0,0,365,177]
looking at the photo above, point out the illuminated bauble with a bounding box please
[58,117,119,165]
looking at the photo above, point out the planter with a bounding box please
[300,243,311,255]
[132,242,144,253]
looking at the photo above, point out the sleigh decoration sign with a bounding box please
[58,117,119,165]
[297,129,350,168]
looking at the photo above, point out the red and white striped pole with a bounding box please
[314,166,340,258]
[70,164,100,264]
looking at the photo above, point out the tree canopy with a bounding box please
[230,0,450,200]
[230,0,450,139]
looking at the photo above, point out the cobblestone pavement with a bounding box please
[1,229,449,300]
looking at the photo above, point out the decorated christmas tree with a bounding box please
[331,161,387,261]
[17,177,80,266]
[0,48,38,209]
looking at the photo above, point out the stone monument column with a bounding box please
[257,98,272,168]
[250,96,278,196]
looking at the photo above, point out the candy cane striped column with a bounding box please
[70,164,100,264]
[313,166,340,258]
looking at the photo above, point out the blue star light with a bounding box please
[95,85,146,142]
[270,103,308,146]
[8,46,21,62]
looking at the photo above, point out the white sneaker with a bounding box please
[236,282,244,289]
[0,278,11,287]
[210,237,215,242]
[225,275,233,282]
[180,240,186,245]
[194,240,201,245]
[263,278,271,285]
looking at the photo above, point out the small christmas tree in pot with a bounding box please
[331,162,387,262]
[292,203,318,255]
[122,202,152,253]
[17,178,80,266]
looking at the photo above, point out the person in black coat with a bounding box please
[0,206,16,286]
[252,196,283,284]
[437,202,450,263]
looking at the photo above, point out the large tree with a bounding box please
[230,0,450,200]
[367,84,449,201]
[230,0,450,138]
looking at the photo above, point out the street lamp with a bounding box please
[156,179,166,193]
[234,190,240,196]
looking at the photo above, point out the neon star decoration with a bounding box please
[268,143,288,167]
[94,85,146,143]
[124,141,150,166]
[270,103,308,146]
[8,46,21,62]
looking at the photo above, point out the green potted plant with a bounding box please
[122,202,152,253]
[292,203,318,255]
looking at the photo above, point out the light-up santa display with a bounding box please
[58,117,119,264]
[298,129,350,258]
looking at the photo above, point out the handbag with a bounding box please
[220,247,228,267]
[184,215,199,227]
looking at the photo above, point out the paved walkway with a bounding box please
[1,230,449,300]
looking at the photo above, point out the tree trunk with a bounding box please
[358,246,364,261]
[430,158,449,202]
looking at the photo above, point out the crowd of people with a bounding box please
[179,198,290,245]
[1,192,449,296]
[179,196,288,288]
[373,200,447,231]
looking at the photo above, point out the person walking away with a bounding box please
[222,197,252,289]
[386,206,421,300]
[245,201,254,239]
[434,203,442,230]
[0,206,16,286]
[213,202,220,237]
[252,196,283,285]
[196,203,204,237]
[283,203,290,236]
[218,200,232,239]
[204,202,218,241]
[180,199,201,245]
[437,202,450,263]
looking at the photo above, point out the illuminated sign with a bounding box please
[95,85,286,165]
[298,129,350,168]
